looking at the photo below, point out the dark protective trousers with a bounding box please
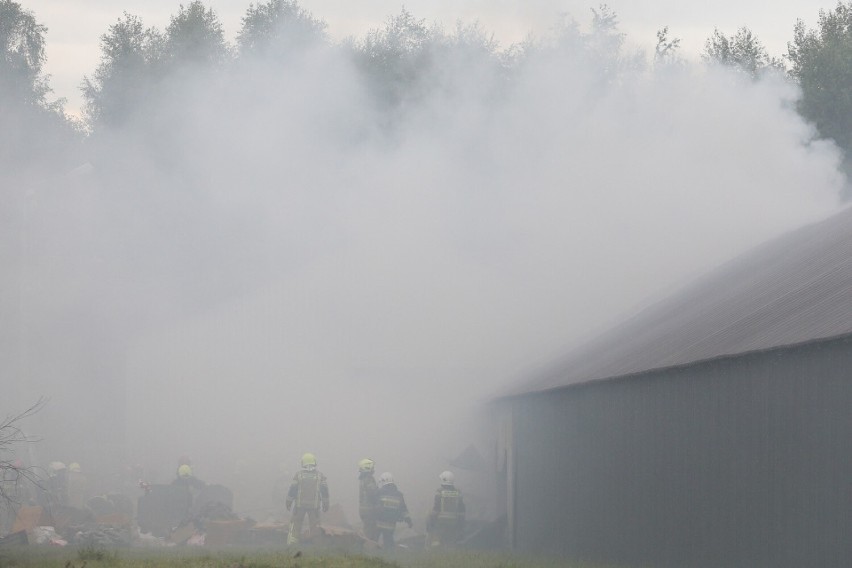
[288,507,319,544]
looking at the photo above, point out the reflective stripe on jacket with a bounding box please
[376,485,408,529]
[293,470,323,509]
[437,489,462,520]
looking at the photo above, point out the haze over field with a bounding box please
[2,0,848,525]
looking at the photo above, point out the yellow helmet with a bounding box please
[301,453,317,468]
[358,458,375,473]
[68,462,81,473]
[178,464,193,478]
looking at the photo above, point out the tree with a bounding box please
[439,20,500,69]
[83,2,229,132]
[0,399,45,509]
[787,2,852,174]
[354,7,436,107]
[82,13,164,129]
[410,19,505,101]
[237,0,327,59]
[0,1,78,174]
[586,5,626,67]
[654,26,682,66]
[0,0,51,106]
[703,27,783,78]
[163,1,230,70]
[506,5,643,93]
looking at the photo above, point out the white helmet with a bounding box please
[439,470,454,485]
[378,472,394,487]
[49,461,67,476]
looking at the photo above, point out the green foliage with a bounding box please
[237,0,328,59]
[0,0,49,105]
[353,7,438,107]
[654,26,682,66]
[422,20,504,100]
[77,3,652,135]
[0,0,79,174]
[702,27,784,78]
[164,1,230,69]
[83,1,230,132]
[77,545,119,564]
[70,0,852,171]
[587,5,627,67]
[510,4,643,81]
[82,13,164,128]
[787,2,852,169]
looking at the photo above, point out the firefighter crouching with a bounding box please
[286,453,329,545]
[358,458,379,541]
[375,472,412,549]
[427,470,465,547]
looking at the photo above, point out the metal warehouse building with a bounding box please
[494,206,852,568]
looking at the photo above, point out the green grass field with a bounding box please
[0,547,606,568]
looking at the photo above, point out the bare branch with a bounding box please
[0,398,48,507]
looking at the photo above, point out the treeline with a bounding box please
[2,0,852,175]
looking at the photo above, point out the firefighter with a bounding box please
[285,453,329,545]
[175,455,192,479]
[427,470,465,547]
[358,458,379,541]
[40,461,68,508]
[172,464,206,491]
[375,472,412,549]
[171,464,206,520]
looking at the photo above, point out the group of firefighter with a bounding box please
[286,452,465,549]
[8,453,464,550]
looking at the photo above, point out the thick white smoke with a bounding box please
[10,13,845,526]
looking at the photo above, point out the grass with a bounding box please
[0,547,608,568]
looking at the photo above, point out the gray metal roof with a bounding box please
[514,206,852,396]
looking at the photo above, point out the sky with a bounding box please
[21,0,836,118]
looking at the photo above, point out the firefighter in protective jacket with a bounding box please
[375,472,412,549]
[358,458,379,541]
[286,453,329,544]
[427,470,465,547]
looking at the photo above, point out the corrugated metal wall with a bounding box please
[511,335,852,567]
